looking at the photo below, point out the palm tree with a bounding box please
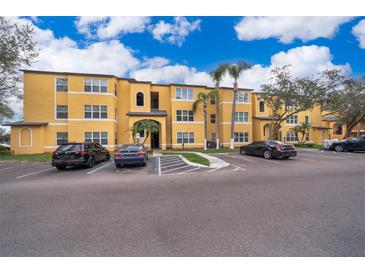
[227,61,252,149]
[130,120,159,145]
[193,91,215,150]
[291,122,311,144]
[210,64,229,149]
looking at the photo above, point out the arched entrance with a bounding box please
[132,119,161,150]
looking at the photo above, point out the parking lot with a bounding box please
[1,149,365,256]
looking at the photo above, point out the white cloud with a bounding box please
[75,16,107,38]
[234,16,353,43]
[75,16,150,39]
[150,17,201,46]
[352,19,365,49]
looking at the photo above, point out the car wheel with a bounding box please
[87,157,95,168]
[56,165,66,170]
[142,161,147,166]
[334,145,344,152]
[115,164,122,168]
[105,153,110,161]
[263,150,272,159]
[239,148,246,155]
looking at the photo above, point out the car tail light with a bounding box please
[76,151,87,157]
[275,145,282,152]
[115,153,124,158]
[136,152,145,156]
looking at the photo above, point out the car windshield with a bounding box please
[267,140,287,146]
[118,145,142,152]
[347,137,359,142]
[56,144,82,152]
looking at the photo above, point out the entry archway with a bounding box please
[132,119,161,149]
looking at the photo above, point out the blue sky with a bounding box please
[29,16,365,77]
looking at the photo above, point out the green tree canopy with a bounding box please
[0,17,38,123]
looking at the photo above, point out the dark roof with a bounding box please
[21,69,136,82]
[321,116,339,122]
[2,120,48,126]
[126,110,168,117]
[253,116,280,121]
[21,69,254,91]
[312,126,331,130]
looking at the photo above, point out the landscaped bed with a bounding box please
[294,144,324,150]
[0,153,52,162]
[162,152,210,166]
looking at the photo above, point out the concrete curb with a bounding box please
[177,155,208,168]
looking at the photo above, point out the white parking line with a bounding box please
[0,166,17,171]
[16,167,55,179]
[178,167,201,174]
[160,160,182,166]
[86,163,111,175]
[161,165,190,173]
[161,162,185,169]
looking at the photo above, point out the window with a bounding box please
[114,83,117,96]
[56,105,68,119]
[84,132,108,145]
[210,114,216,123]
[286,114,298,124]
[136,92,144,106]
[115,108,117,120]
[259,101,265,112]
[285,132,298,142]
[56,78,67,92]
[211,133,216,141]
[84,105,108,119]
[333,123,343,135]
[176,110,194,122]
[210,94,216,105]
[234,112,249,123]
[115,132,118,145]
[305,131,310,141]
[176,87,193,100]
[305,115,310,124]
[84,78,108,93]
[176,132,194,144]
[56,132,68,146]
[235,91,248,103]
[234,132,249,143]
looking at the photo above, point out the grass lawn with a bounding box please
[294,144,324,150]
[167,148,238,154]
[163,152,210,166]
[0,153,52,162]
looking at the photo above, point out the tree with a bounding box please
[0,17,38,123]
[260,66,318,140]
[210,64,228,149]
[130,120,159,145]
[193,91,216,150]
[227,61,252,149]
[290,122,311,144]
[319,75,365,138]
[0,127,10,144]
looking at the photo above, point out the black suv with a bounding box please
[51,142,110,170]
[330,135,365,152]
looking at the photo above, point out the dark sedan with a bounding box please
[51,142,110,170]
[240,140,297,159]
[114,144,148,168]
[330,135,365,152]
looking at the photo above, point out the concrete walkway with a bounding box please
[172,151,230,169]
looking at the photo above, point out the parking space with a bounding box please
[1,149,364,184]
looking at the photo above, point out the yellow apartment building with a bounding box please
[4,69,355,154]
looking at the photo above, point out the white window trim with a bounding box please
[68,91,117,100]
[56,132,68,146]
[56,105,68,120]
[176,132,195,144]
[84,78,108,93]
[233,132,249,143]
[175,87,194,101]
[176,110,194,122]
[234,91,249,103]
[55,77,68,92]
[172,121,204,124]
[219,101,251,105]
[84,105,108,119]
[135,91,145,107]
[18,127,32,148]
[84,131,109,145]
[285,114,298,125]
[234,112,249,123]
